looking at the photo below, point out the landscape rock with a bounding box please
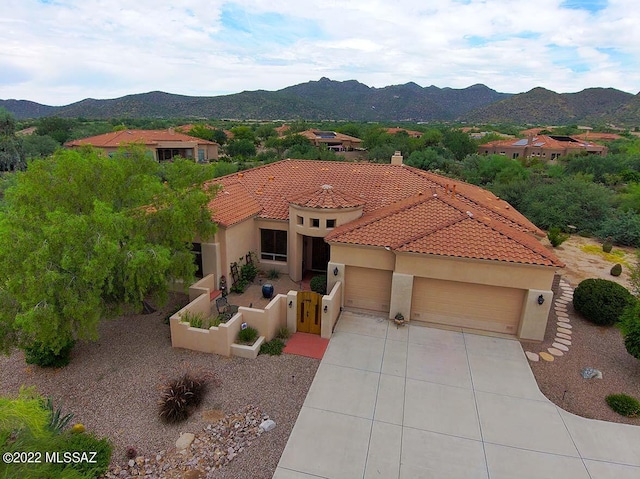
[581,367,603,379]
[176,433,196,451]
[259,419,276,432]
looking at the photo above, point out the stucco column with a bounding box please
[286,291,298,333]
[327,262,344,299]
[201,242,220,285]
[518,289,553,341]
[389,273,413,320]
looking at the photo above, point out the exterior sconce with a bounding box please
[537,294,545,305]
[288,300,293,308]
[333,267,339,276]
[323,305,328,313]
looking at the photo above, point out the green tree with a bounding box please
[255,124,277,141]
[0,146,219,362]
[187,124,217,142]
[442,129,477,161]
[0,109,26,172]
[35,117,75,144]
[229,126,255,142]
[21,134,59,159]
[226,139,257,158]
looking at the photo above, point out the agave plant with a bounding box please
[43,397,74,434]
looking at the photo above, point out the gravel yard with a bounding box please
[521,235,640,426]
[0,293,319,479]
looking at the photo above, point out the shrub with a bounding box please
[547,227,570,247]
[43,396,74,434]
[126,446,137,459]
[606,393,640,417]
[158,374,208,423]
[182,311,206,328]
[602,237,613,253]
[260,338,285,356]
[310,275,327,295]
[573,278,635,326]
[230,278,248,293]
[237,326,259,345]
[23,338,75,368]
[240,261,258,283]
[275,326,291,340]
[55,431,112,478]
[268,268,280,279]
[611,263,623,277]
[620,303,640,360]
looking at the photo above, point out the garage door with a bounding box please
[411,277,525,335]
[344,266,393,313]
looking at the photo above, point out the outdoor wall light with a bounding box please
[537,294,545,305]
[288,300,293,308]
[323,305,328,313]
[333,267,339,276]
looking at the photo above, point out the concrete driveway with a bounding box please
[273,311,640,479]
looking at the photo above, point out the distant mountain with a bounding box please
[1,79,638,125]
[463,87,635,125]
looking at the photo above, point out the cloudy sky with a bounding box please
[1,0,638,105]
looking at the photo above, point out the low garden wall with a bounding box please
[321,281,342,338]
[188,273,217,302]
[169,291,287,357]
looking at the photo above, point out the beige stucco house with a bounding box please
[196,154,563,341]
[478,135,607,160]
[65,129,219,162]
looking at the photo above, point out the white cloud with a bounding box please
[0,0,638,105]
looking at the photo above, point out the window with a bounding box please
[198,149,205,162]
[191,243,203,278]
[311,218,320,228]
[512,153,519,159]
[297,215,304,225]
[261,229,287,262]
[326,219,336,228]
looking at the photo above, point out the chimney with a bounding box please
[391,151,403,165]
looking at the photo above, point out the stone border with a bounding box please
[525,278,574,362]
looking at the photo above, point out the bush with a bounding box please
[547,227,570,247]
[310,275,327,295]
[606,393,640,417]
[611,263,623,277]
[573,278,635,326]
[54,431,113,478]
[240,261,258,283]
[182,310,206,328]
[260,338,285,356]
[276,326,291,340]
[237,326,259,345]
[620,303,640,360]
[43,396,73,434]
[23,338,75,368]
[602,237,613,253]
[158,374,208,423]
[268,268,280,280]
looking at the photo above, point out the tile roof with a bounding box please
[479,135,605,151]
[65,129,217,147]
[207,159,562,267]
[288,185,366,209]
[299,130,363,144]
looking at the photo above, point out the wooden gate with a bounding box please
[297,291,321,335]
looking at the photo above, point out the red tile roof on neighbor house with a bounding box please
[479,135,605,152]
[207,159,562,267]
[65,129,218,147]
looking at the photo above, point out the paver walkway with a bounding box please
[273,311,640,479]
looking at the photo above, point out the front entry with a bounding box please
[297,291,322,334]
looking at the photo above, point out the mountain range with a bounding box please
[2,78,638,125]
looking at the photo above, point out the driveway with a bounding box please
[273,311,640,479]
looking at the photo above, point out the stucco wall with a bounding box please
[217,219,258,282]
[321,281,343,338]
[329,244,396,271]
[237,294,287,341]
[395,253,555,291]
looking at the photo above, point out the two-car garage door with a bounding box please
[411,277,525,335]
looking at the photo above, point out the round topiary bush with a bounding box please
[573,278,635,326]
[610,263,622,277]
[620,303,640,360]
[310,275,327,295]
[606,393,640,417]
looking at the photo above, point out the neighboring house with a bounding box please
[195,152,563,341]
[65,129,219,162]
[299,130,363,151]
[385,127,423,138]
[478,135,607,160]
[573,132,623,141]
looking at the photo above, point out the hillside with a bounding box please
[463,87,635,125]
[1,78,638,125]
